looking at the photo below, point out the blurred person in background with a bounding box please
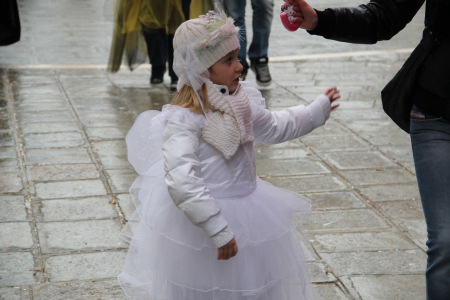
[108,0,190,91]
[221,0,274,86]
[0,0,21,46]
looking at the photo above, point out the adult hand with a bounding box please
[217,238,238,260]
[284,0,318,31]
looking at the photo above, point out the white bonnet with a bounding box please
[173,10,240,69]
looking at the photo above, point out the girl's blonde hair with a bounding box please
[171,84,210,115]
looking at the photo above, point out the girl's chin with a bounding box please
[229,80,239,92]
[229,84,238,93]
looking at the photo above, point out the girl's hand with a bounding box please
[218,238,238,260]
[283,0,318,31]
[324,87,340,111]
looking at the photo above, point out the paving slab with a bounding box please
[301,210,389,233]
[359,130,412,146]
[0,222,34,249]
[85,127,129,140]
[71,99,126,112]
[358,183,420,201]
[378,145,414,162]
[97,155,132,169]
[265,175,348,193]
[314,284,349,300]
[0,287,31,300]
[0,158,20,172]
[339,168,415,186]
[0,173,23,193]
[396,219,427,240]
[350,275,425,300]
[345,120,398,132]
[13,86,62,97]
[320,250,426,276]
[58,76,112,88]
[30,164,100,182]
[12,94,66,104]
[35,180,108,199]
[64,86,119,98]
[331,109,388,121]
[304,192,366,209]
[0,252,35,286]
[300,135,369,152]
[305,120,351,137]
[105,169,138,194]
[0,195,27,221]
[266,97,309,109]
[0,147,16,159]
[400,161,417,174]
[78,112,134,128]
[312,232,416,252]
[25,148,93,165]
[14,102,68,112]
[16,111,74,124]
[0,117,10,132]
[22,132,85,148]
[256,159,330,177]
[116,194,136,221]
[308,262,337,283]
[20,122,79,134]
[37,219,125,253]
[44,251,126,282]
[32,279,126,300]
[334,101,374,110]
[374,200,424,219]
[323,151,396,170]
[91,140,127,156]
[40,197,117,221]
[254,145,311,160]
[0,133,14,147]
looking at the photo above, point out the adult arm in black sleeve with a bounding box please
[309,0,425,44]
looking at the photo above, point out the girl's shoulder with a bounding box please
[158,104,206,127]
[126,105,205,175]
[240,81,266,108]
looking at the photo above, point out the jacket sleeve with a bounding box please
[162,120,232,246]
[252,94,331,145]
[309,0,425,44]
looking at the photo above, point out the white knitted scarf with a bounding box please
[202,81,254,159]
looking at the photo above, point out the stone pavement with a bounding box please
[0,0,427,299]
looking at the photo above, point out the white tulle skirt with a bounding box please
[119,174,320,300]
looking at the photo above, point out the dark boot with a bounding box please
[250,56,272,86]
[150,65,166,84]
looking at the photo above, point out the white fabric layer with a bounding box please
[121,82,331,299]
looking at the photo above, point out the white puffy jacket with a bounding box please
[162,82,331,247]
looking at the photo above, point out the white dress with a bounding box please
[119,82,331,300]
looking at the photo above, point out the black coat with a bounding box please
[309,0,425,44]
[0,0,21,46]
[309,0,450,124]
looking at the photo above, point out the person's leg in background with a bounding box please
[169,0,192,91]
[167,33,177,90]
[221,0,249,80]
[410,105,450,300]
[181,0,190,20]
[249,0,273,86]
[142,28,167,84]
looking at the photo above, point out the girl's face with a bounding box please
[209,48,243,93]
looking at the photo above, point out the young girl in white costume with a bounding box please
[119,9,340,300]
